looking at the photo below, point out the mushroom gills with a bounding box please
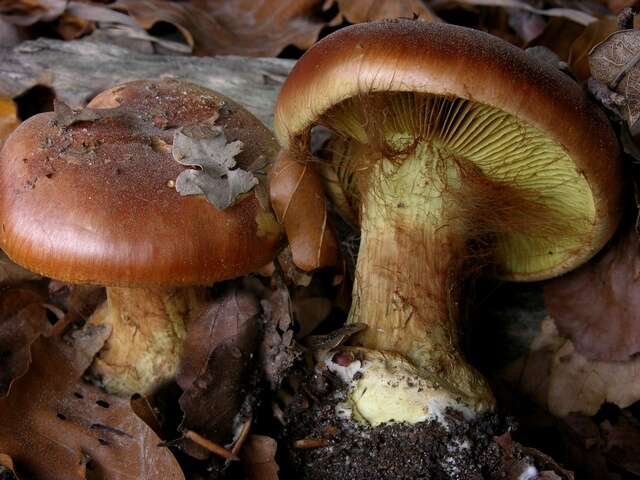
[323,91,596,277]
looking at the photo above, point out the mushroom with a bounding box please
[270,20,622,426]
[0,80,282,396]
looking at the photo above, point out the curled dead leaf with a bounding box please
[269,151,339,272]
[0,336,184,480]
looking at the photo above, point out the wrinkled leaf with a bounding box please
[589,29,640,136]
[503,317,640,417]
[0,0,66,26]
[173,119,257,210]
[242,435,279,480]
[431,0,598,26]
[178,284,260,458]
[0,286,49,396]
[329,0,439,24]
[0,335,184,480]
[544,229,640,361]
[113,0,325,56]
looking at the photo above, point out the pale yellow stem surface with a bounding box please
[89,286,208,396]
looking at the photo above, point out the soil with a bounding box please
[277,366,539,480]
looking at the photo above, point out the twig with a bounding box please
[231,415,253,457]
[293,438,330,449]
[183,430,239,461]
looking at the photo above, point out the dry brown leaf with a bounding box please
[269,151,339,272]
[329,0,439,24]
[177,285,260,459]
[0,252,40,285]
[0,453,18,479]
[589,29,640,136]
[0,0,66,26]
[0,97,19,149]
[568,16,618,80]
[0,285,49,396]
[112,0,325,56]
[544,229,640,362]
[242,435,279,480]
[608,0,638,13]
[503,317,640,417]
[431,0,598,26]
[0,335,184,480]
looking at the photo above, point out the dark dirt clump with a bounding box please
[278,366,541,480]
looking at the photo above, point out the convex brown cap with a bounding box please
[273,20,622,280]
[0,80,282,286]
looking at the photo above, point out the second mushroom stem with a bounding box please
[89,286,208,396]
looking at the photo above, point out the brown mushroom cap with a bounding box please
[274,20,622,281]
[0,80,282,286]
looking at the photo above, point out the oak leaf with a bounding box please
[0,336,184,479]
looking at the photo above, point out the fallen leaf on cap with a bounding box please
[503,317,640,417]
[0,453,18,479]
[0,335,184,480]
[544,228,640,362]
[0,97,20,148]
[242,435,279,480]
[589,29,640,136]
[177,284,261,458]
[328,0,439,24]
[173,119,258,210]
[0,285,49,396]
[112,0,325,56]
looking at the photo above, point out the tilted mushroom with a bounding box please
[0,80,282,396]
[270,20,622,425]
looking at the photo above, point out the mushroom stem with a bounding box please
[335,142,495,424]
[88,286,208,396]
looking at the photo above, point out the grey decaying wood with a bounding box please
[0,38,294,128]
